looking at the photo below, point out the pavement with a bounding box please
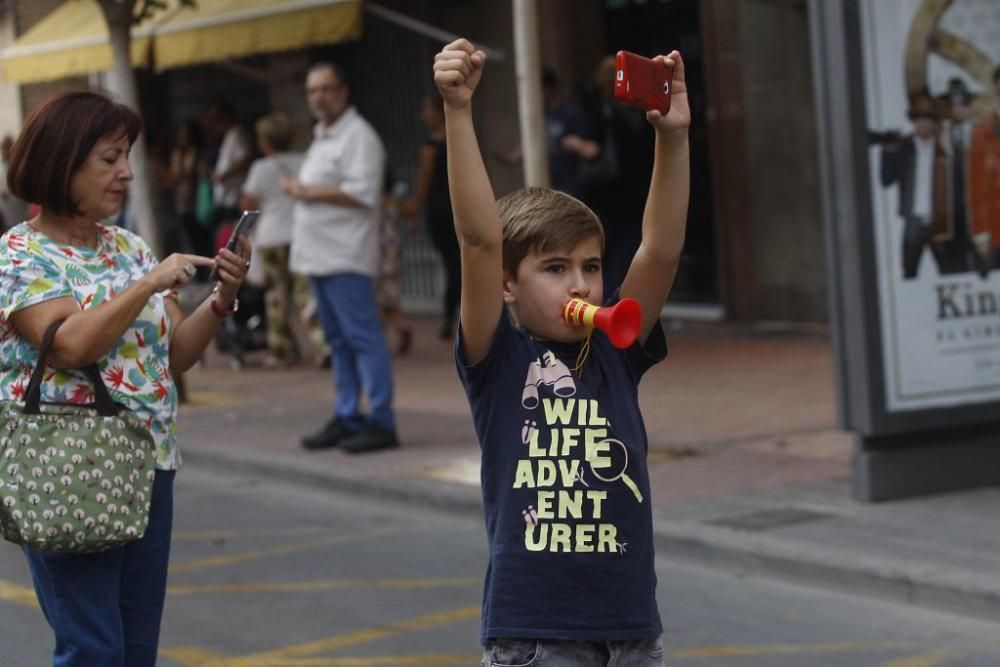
[176,314,1000,622]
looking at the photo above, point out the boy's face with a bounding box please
[504,235,604,343]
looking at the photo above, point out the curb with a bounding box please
[182,445,484,517]
[183,445,1000,623]
[652,520,1000,622]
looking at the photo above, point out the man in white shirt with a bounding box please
[282,62,398,454]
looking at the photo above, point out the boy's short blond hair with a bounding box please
[255,111,294,151]
[497,187,605,277]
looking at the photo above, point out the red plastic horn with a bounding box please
[562,298,642,349]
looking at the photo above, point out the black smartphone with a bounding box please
[209,209,259,282]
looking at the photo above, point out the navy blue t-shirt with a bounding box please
[456,304,667,643]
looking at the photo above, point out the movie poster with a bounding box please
[862,0,1000,410]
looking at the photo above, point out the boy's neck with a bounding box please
[509,309,542,341]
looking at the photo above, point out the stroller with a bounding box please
[212,220,268,369]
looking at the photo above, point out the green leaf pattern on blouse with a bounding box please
[0,222,181,470]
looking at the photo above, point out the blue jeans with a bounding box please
[482,638,665,667]
[24,470,176,667]
[310,273,395,431]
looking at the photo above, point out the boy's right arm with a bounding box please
[435,39,504,365]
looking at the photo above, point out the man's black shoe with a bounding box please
[301,417,356,450]
[341,424,399,454]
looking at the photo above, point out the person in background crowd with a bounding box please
[400,93,461,340]
[376,169,415,356]
[579,55,656,297]
[283,62,399,454]
[208,102,252,230]
[240,111,327,368]
[0,134,27,231]
[0,90,251,667]
[495,67,598,199]
[0,134,13,230]
[167,120,214,257]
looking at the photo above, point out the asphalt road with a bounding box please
[0,465,997,666]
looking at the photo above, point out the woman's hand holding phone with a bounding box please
[213,239,252,308]
[208,210,258,282]
[207,209,257,307]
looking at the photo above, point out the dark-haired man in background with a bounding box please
[282,62,398,454]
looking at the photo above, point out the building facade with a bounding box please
[0,0,827,324]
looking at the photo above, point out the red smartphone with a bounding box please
[614,50,673,115]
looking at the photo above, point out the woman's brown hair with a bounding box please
[6,91,143,216]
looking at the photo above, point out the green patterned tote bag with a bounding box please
[0,320,156,553]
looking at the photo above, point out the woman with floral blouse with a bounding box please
[0,91,251,666]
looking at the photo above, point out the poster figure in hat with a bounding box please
[877,95,951,280]
[934,77,988,277]
[971,65,1000,270]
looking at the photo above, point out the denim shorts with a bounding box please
[482,637,665,667]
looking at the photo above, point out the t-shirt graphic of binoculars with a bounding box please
[521,351,576,409]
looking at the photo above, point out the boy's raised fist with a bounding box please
[434,38,487,110]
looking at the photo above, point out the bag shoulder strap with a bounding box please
[23,319,120,417]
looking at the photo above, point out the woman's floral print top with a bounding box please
[0,222,181,470]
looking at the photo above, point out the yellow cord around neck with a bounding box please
[573,330,593,376]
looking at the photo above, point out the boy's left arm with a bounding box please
[619,51,691,344]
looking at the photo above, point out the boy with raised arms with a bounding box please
[435,38,690,666]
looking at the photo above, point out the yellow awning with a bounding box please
[1,0,153,84]
[1,0,362,85]
[150,0,361,71]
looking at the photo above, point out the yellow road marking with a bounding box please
[1,575,477,606]
[300,655,480,667]
[4,574,952,667]
[180,391,246,409]
[672,641,916,658]
[172,527,329,541]
[168,654,481,667]
[201,605,481,667]
[162,639,947,667]
[167,576,480,596]
[0,579,38,609]
[161,647,230,666]
[877,649,956,667]
[169,528,399,574]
